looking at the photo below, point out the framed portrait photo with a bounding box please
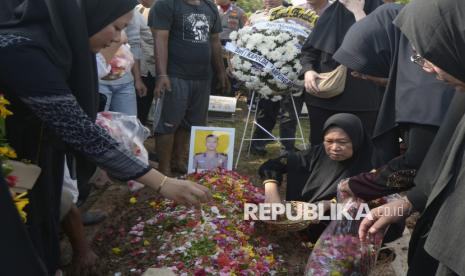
[188,126,235,173]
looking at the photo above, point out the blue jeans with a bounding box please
[98,82,137,116]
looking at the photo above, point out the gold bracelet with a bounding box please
[156,176,168,194]
[264,179,279,185]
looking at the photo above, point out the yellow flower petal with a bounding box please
[112,247,121,255]
[265,255,274,263]
[6,148,17,159]
[14,192,29,223]
[143,240,150,246]
[0,95,11,105]
[0,147,8,156]
[129,197,137,204]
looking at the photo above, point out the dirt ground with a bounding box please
[66,98,404,275]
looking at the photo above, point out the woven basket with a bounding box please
[262,201,318,232]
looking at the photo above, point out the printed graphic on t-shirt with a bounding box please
[183,13,210,43]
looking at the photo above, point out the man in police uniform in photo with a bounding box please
[193,134,228,171]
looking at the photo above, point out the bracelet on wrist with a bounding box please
[156,176,168,194]
[263,179,279,186]
[157,74,169,78]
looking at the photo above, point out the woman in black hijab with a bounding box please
[331,3,455,200]
[259,113,373,203]
[300,0,384,145]
[359,0,465,275]
[0,0,211,274]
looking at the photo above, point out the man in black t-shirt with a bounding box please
[149,0,227,176]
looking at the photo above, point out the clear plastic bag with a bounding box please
[102,43,134,80]
[96,112,150,192]
[305,197,383,276]
[304,180,395,276]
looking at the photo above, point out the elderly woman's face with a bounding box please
[323,127,354,161]
[88,11,133,53]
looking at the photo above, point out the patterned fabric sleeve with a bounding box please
[0,35,151,181]
[20,95,151,181]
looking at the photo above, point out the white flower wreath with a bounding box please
[227,7,316,101]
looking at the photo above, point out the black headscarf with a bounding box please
[333,3,402,78]
[305,0,384,55]
[333,3,455,167]
[0,0,137,198]
[0,0,137,118]
[393,1,465,274]
[394,0,465,84]
[293,113,373,202]
[0,0,137,273]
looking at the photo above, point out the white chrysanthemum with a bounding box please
[285,44,299,58]
[259,86,274,96]
[294,62,303,72]
[237,27,248,36]
[251,33,265,42]
[280,32,291,41]
[281,66,292,75]
[276,34,286,44]
[242,61,252,71]
[230,56,242,69]
[288,72,297,80]
[229,31,238,41]
[260,48,270,57]
[276,83,287,90]
[248,76,257,82]
[234,71,245,80]
[226,21,311,98]
[274,61,284,68]
[245,42,256,50]
[245,82,255,90]
[263,36,276,46]
[268,51,281,61]
[263,67,272,74]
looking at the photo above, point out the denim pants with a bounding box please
[99,82,137,116]
[155,77,211,134]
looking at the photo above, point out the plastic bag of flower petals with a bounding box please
[102,43,134,80]
[304,196,385,276]
[96,112,150,192]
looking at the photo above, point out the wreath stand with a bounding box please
[235,90,307,169]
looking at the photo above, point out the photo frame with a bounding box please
[188,126,235,173]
